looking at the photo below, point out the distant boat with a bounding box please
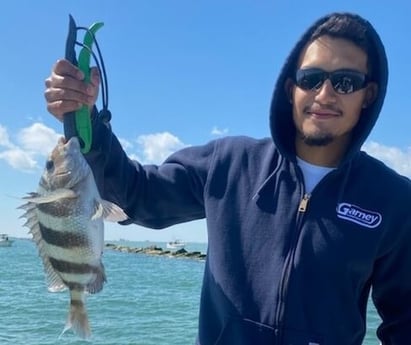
[0,234,13,247]
[166,239,186,249]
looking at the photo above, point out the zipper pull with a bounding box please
[298,193,310,212]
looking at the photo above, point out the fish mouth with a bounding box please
[54,171,72,178]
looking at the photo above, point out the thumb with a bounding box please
[89,67,100,87]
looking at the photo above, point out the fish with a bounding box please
[19,136,128,339]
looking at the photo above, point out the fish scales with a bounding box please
[19,137,127,339]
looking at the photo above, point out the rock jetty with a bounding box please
[105,243,207,261]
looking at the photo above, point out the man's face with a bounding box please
[289,35,376,148]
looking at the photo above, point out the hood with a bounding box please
[269,12,388,164]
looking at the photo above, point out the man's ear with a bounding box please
[363,82,378,108]
[284,78,294,104]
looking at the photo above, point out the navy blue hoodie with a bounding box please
[85,12,411,345]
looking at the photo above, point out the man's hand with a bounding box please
[44,59,100,121]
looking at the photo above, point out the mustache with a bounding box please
[303,104,342,115]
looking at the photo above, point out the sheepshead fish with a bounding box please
[19,136,128,339]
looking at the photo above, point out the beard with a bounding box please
[299,132,334,146]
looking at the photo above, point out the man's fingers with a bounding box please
[90,67,100,87]
[45,59,100,120]
[44,84,93,105]
[53,59,84,80]
[46,100,82,121]
[45,72,89,95]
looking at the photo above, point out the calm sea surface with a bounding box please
[0,239,380,344]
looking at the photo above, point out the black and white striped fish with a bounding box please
[19,136,128,339]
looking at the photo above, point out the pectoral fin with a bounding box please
[100,200,129,222]
[23,189,77,204]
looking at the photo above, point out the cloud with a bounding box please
[18,123,61,156]
[136,132,187,164]
[211,126,229,136]
[118,138,144,162]
[118,137,133,151]
[0,148,37,171]
[1,122,187,171]
[363,141,411,177]
[0,122,61,172]
[0,125,13,148]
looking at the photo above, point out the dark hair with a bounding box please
[308,13,376,80]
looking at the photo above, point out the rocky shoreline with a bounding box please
[105,243,207,261]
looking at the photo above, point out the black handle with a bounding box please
[63,15,78,141]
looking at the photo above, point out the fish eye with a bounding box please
[46,160,54,171]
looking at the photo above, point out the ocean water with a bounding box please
[0,239,380,344]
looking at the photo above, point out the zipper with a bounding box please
[275,193,311,343]
[298,193,310,212]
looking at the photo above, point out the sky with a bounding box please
[0,1,410,243]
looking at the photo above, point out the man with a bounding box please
[45,12,411,345]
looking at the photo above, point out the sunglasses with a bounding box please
[294,68,369,94]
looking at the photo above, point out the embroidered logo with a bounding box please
[336,203,382,229]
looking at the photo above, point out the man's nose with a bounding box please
[314,79,337,102]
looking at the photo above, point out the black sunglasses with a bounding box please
[294,68,369,94]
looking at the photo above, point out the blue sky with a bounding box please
[1,1,410,243]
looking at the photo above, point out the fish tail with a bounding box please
[60,291,91,339]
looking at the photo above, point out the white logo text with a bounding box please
[336,203,382,229]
